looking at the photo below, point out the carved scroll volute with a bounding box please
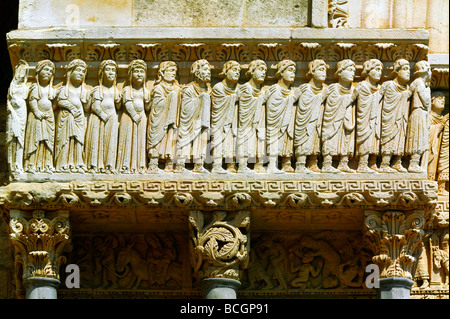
[364,210,425,280]
[189,210,250,282]
[8,210,71,282]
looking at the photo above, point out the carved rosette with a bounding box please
[189,210,250,281]
[364,210,425,280]
[8,210,71,282]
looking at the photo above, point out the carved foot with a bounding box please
[211,165,229,174]
[253,163,266,173]
[356,165,376,173]
[295,165,313,174]
[237,165,254,174]
[322,165,341,173]
[267,166,284,174]
[392,164,408,173]
[192,165,209,174]
[408,164,425,173]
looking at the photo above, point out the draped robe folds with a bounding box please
[428,111,446,179]
[116,86,149,172]
[405,78,431,156]
[54,85,89,170]
[355,80,382,156]
[438,116,449,182]
[294,83,327,157]
[211,80,238,160]
[322,83,356,157]
[6,82,28,168]
[177,82,211,161]
[266,84,297,157]
[84,85,120,171]
[380,81,410,156]
[147,82,180,159]
[24,83,55,170]
[237,82,266,160]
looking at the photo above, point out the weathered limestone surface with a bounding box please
[0,0,448,301]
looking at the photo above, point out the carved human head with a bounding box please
[306,59,329,82]
[67,59,87,85]
[13,59,29,84]
[431,91,446,113]
[392,59,410,83]
[98,59,118,85]
[335,59,356,83]
[275,60,296,87]
[246,59,267,83]
[190,59,211,83]
[128,59,147,86]
[413,60,431,81]
[156,61,178,84]
[219,60,241,83]
[35,59,55,84]
[361,59,383,83]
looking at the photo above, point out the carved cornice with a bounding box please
[7,41,430,66]
[189,210,250,281]
[8,210,71,282]
[0,179,438,211]
[364,210,426,280]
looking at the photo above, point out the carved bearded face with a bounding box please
[313,64,327,83]
[162,65,177,83]
[195,62,211,83]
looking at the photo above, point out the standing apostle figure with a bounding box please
[379,59,411,173]
[147,61,181,173]
[176,59,211,173]
[266,59,299,174]
[294,59,329,173]
[237,60,268,173]
[211,60,241,174]
[354,59,383,173]
[321,59,357,173]
[405,60,432,173]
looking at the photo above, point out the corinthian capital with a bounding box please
[364,210,425,280]
[189,210,250,281]
[8,209,71,282]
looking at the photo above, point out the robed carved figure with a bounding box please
[379,59,411,173]
[84,59,121,174]
[176,59,212,173]
[237,60,268,174]
[6,59,29,175]
[294,59,329,173]
[405,60,432,173]
[24,60,56,174]
[321,59,357,173]
[354,59,384,173]
[266,60,299,174]
[117,59,150,174]
[54,59,89,173]
[211,60,241,174]
[147,61,181,173]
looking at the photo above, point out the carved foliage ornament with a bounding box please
[189,210,250,281]
[364,210,425,280]
[9,210,70,281]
